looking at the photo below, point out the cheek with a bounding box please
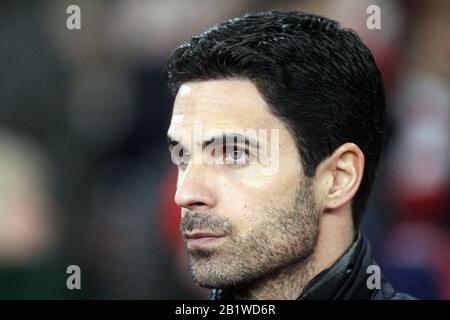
[214,139,303,234]
[217,183,276,235]
[216,184,252,225]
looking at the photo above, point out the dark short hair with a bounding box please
[165,11,386,227]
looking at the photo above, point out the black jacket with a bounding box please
[210,232,415,300]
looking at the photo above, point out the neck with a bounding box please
[231,255,316,300]
[230,209,355,300]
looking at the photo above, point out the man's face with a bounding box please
[167,79,320,289]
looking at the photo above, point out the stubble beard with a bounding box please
[180,179,320,291]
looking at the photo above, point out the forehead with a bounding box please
[169,79,284,130]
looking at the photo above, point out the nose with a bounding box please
[174,163,216,212]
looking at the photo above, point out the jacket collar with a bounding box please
[210,232,383,300]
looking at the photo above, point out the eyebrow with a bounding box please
[166,132,259,151]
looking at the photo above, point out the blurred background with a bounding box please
[0,0,448,299]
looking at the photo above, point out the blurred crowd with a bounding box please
[0,0,448,299]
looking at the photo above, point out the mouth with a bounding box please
[183,232,226,249]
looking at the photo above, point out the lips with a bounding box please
[183,231,226,249]
[184,232,225,239]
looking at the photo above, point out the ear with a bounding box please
[315,143,365,212]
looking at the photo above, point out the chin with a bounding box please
[191,265,233,289]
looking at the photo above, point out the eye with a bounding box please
[224,145,249,165]
[169,145,190,170]
[179,149,190,168]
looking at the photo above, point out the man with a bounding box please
[165,11,413,300]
